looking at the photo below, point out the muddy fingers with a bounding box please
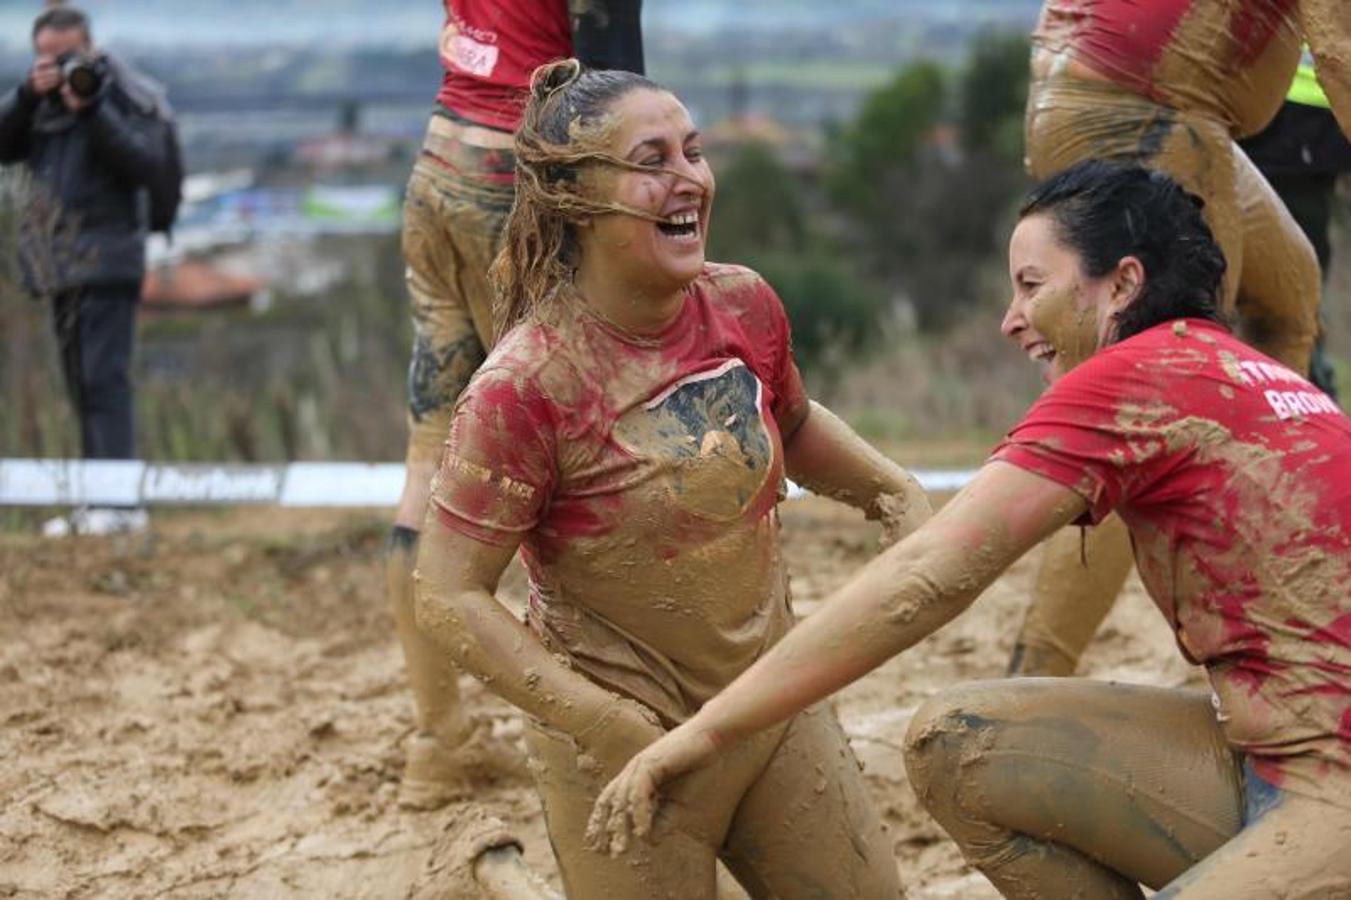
[585,771,633,855]
[629,772,658,841]
[585,756,662,856]
[583,789,611,853]
[604,799,635,857]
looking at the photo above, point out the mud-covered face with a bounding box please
[1002,213,1132,383]
[578,88,714,296]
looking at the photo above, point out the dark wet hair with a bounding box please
[33,6,91,43]
[1019,160,1226,344]
[490,59,666,338]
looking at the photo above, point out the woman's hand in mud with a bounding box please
[571,697,665,782]
[584,721,720,857]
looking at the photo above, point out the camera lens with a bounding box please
[60,55,103,99]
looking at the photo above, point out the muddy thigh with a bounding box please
[1009,515,1135,677]
[401,154,503,467]
[1229,144,1321,374]
[720,704,903,899]
[523,717,785,900]
[1155,763,1351,899]
[904,679,1243,900]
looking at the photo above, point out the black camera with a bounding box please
[55,51,107,100]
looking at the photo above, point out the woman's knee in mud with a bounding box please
[903,686,1004,821]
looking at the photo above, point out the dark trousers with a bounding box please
[50,282,139,459]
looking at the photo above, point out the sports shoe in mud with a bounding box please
[398,725,531,811]
[43,506,150,537]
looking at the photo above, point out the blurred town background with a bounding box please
[2,0,1348,465]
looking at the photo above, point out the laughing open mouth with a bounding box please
[657,211,700,240]
[1026,342,1056,364]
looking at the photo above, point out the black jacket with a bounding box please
[0,54,170,296]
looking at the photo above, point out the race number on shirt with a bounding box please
[441,27,499,78]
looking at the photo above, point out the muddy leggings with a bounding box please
[525,703,901,899]
[904,679,1351,899]
[402,112,513,469]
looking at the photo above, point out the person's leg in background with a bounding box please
[50,287,86,450]
[45,282,147,536]
[74,281,139,460]
[1229,146,1322,380]
[390,136,510,809]
[1007,515,1133,676]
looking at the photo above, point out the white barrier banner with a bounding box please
[0,459,979,507]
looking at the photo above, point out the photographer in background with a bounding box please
[0,6,176,536]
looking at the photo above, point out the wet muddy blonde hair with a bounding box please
[1020,161,1226,343]
[489,59,693,339]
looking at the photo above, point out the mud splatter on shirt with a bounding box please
[994,319,1351,810]
[430,264,809,724]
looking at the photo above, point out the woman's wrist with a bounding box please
[657,716,723,779]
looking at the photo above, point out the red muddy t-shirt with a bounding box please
[993,319,1351,809]
[436,0,572,131]
[429,264,809,724]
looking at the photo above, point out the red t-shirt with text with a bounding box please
[436,0,572,132]
[994,319,1351,809]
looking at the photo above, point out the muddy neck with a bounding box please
[571,260,688,337]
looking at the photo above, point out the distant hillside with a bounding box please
[0,0,1041,51]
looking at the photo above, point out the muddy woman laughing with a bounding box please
[412,59,932,899]
[591,161,1351,900]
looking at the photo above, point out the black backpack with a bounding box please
[106,55,183,234]
[145,111,183,234]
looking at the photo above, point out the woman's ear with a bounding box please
[1109,255,1145,315]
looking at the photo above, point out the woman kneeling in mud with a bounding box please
[413,59,931,899]
[592,160,1351,899]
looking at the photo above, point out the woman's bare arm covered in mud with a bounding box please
[586,462,1089,854]
[1300,0,1351,137]
[783,401,934,544]
[415,519,663,776]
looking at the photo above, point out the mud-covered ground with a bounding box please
[0,495,1199,898]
